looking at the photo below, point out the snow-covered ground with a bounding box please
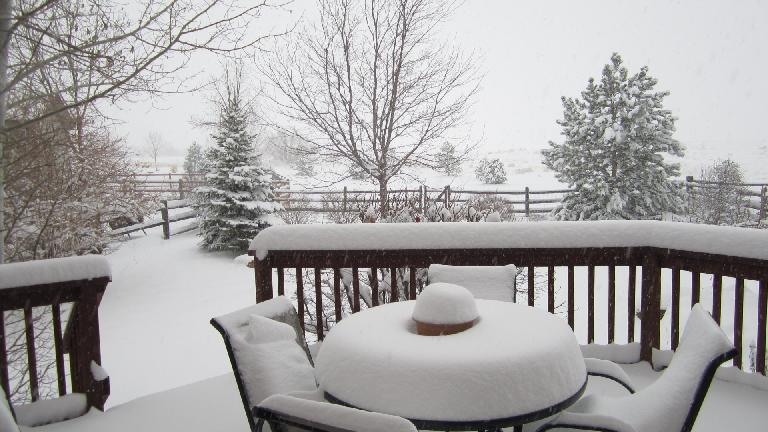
[100,228,255,407]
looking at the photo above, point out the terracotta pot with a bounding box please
[413,318,475,336]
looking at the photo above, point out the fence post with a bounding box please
[640,251,661,362]
[524,187,530,217]
[178,179,184,200]
[419,185,424,215]
[160,201,170,240]
[760,186,767,226]
[444,185,450,207]
[343,186,348,214]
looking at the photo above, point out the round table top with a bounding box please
[315,300,586,424]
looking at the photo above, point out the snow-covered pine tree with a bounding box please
[436,142,462,175]
[542,53,685,220]
[195,81,282,252]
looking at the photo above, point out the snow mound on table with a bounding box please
[316,301,586,421]
[411,283,478,324]
[0,255,111,290]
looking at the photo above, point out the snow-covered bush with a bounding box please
[689,159,750,226]
[465,194,516,222]
[474,158,507,184]
[194,80,282,252]
[542,52,685,220]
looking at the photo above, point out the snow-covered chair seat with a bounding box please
[536,304,736,432]
[428,264,519,302]
[256,393,418,432]
[211,297,321,432]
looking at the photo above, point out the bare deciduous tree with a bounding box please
[0,0,287,262]
[145,132,166,171]
[262,0,479,212]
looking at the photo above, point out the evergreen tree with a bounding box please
[436,142,462,176]
[194,81,282,252]
[475,158,507,184]
[542,53,685,220]
[183,141,207,174]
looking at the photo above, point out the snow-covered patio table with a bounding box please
[315,300,587,431]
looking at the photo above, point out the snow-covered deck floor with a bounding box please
[30,362,768,432]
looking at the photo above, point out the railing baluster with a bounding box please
[277,267,285,297]
[547,266,555,314]
[528,266,535,307]
[692,271,701,307]
[25,303,40,401]
[567,266,575,330]
[608,265,615,344]
[371,268,379,306]
[390,268,398,302]
[409,267,417,300]
[333,269,342,322]
[52,303,67,396]
[352,268,361,312]
[314,268,324,340]
[588,266,595,344]
[758,280,767,375]
[0,312,9,400]
[734,278,744,369]
[640,254,662,362]
[628,266,636,343]
[713,274,722,325]
[296,268,305,332]
[672,267,680,350]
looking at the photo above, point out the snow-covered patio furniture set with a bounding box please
[0,220,767,431]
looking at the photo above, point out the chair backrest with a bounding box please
[211,297,317,432]
[1,385,19,432]
[428,264,518,302]
[256,394,418,432]
[636,304,736,432]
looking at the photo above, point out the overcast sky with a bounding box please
[112,0,768,163]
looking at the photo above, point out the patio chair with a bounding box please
[211,296,320,432]
[536,304,736,432]
[255,393,418,432]
[428,264,519,302]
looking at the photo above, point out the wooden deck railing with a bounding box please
[0,259,111,410]
[249,223,768,374]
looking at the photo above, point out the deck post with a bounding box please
[254,260,273,303]
[640,251,661,362]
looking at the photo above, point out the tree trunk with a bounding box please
[0,0,12,264]
[378,177,388,218]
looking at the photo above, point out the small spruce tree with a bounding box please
[690,159,749,226]
[195,80,282,252]
[542,53,685,220]
[436,142,462,176]
[183,141,207,174]
[475,157,507,184]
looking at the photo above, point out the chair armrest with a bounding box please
[584,358,636,393]
[255,394,417,432]
[13,394,88,427]
[536,412,637,432]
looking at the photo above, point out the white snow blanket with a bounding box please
[428,264,518,302]
[249,221,768,261]
[411,283,478,324]
[315,300,586,421]
[0,255,111,290]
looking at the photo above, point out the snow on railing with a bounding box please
[0,256,111,410]
[249,221,768,376]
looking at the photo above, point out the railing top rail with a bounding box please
[686,178,768,187]
[0,255,111,291]
[249,221,768,264]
